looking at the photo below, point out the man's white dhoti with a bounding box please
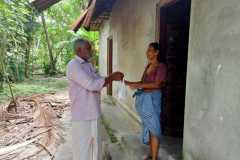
[71,119,102,160]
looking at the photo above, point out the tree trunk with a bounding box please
[41,12,56,75]
[0,57,4,92]
[0,33,5,91]
[0,53,3,91]
[0,75,3,92]
[0,33,16,104]
[24,43,31,78]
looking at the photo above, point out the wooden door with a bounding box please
[159,0,191,137]
[107,37,113,96]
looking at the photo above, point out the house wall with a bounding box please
[99,0,159,107]
[183,0,240,160]
[100,0,240,159]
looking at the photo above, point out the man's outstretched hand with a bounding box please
[104,72,124,87]
[111,71,124,81]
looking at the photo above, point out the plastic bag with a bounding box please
[117,79,128,100]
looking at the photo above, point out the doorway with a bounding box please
[107,37,113,96]
[157,0,191,137]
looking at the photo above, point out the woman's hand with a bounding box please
[125,80,139,90]
[125,80,164,90]
[124,80,131,85]
[129,84,139,90]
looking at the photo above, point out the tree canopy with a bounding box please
[0,0,99,92]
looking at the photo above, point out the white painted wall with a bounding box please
[183,0,240,159]
[99,0,159,107]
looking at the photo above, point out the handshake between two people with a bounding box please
[104,71,139,90]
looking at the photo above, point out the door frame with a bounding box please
[107,36,113,96]
[155,0,191,137]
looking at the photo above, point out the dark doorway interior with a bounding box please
[107,37,113,96]
[158,0,191,137]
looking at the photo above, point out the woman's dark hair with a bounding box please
[149,42,166,63]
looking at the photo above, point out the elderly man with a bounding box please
[66,39,123,160]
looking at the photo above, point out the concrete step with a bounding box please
[101,97,183,160]
[54,96,182,160]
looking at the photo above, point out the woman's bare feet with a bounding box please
[143,154,152,160]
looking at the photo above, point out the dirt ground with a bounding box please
[0,90,182,160]
[0,90,70,160]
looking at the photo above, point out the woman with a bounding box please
[125,42,167,160]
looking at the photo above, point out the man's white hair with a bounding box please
[73,38,90,53]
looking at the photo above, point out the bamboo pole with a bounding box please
[0,33,17,109]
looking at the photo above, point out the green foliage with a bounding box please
[0,0,39,83]
[36,0,99,74]
[6,56,25,81]
[0,0,100,94]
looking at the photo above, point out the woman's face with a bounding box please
[146,46,158,62]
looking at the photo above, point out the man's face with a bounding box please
[77,43,92,60]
